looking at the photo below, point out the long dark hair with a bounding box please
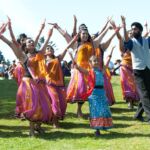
[17,33,27,44]
[21,37,36,54]
[77,24,92,48]
[46,45,55,59]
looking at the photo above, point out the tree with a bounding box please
[36,36,45,50]
[0,51,4,62]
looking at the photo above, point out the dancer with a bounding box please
[103,46,116,105]
[44,34,78,127]
[0,20,53,136]
[110,17,140,109]
[123,18,150,123]
[71,55,113,136]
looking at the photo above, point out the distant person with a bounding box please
[0,61,5,78]
[113,59,121,75]
[62,60,71,76]
[108,60,114,72]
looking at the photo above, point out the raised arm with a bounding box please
[0,23,13,47]
[110,20,124,52]
[34,19,45,46]
[93,26,112,48]
[58,34,78,61]
[100,27,121,51]
[143,21,150,38]
[98,16,112,35]
[105,46,115,67]
[72,15,77,37]
[0,23,7,36]
[49,23,72,43]
[110,20,122,40]
[121,16,129,42]
[7,16,18,46]
[40,26,54,53]
[0,25,26,62]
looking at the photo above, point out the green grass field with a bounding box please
[0,77,150,150]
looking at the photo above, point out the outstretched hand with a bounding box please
[73,15,77,23]
[0,23,7,35]
[7,16,11,29]
[107,16,113,23]
[116,26,121,33]
[41,19,46,29]
[121,15,126,25]
[144,21,148,27]
[48,26,54,37]
[110,20,117,29]
[144,21,148,32]
[48,23,59,29]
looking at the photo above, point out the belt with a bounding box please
[94,85,104,89]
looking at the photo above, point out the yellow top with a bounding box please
[46,58,64,86]
[121,51,132,67]
[75,42,94,70]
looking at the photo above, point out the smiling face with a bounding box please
[45,45,54,56]
[25,38,35,53]
[90,56,99,68]
[80,30,89,42]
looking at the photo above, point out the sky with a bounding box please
[0,0,150,63]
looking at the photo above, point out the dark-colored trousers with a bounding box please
[133,67,150,120]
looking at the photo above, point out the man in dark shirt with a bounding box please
[124,20,150,123]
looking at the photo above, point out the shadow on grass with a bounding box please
[100,131,150,139]
[38,130,150,140]
[0,123,149,139]
[111,107,136,113]
[0,129,149,139]
[113,123,131,128]
[59,121,89,129]
[0,130,28,138]
[113,101,126,105]
[0,125,29,138]
[112,115,134,121]
[0,103,16,119]
[65,112,89,120]
[0,124,92,139]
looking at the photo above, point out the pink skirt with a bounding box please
[67,69,88,103]
[103,73,115,106]
[46,84,67,119]
[120,65,139,102]
[16,77,52,123]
